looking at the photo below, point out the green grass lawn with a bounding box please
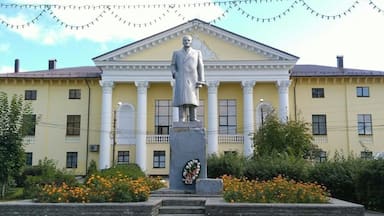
[1,187,24,201]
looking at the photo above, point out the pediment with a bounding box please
[93,19,298,64]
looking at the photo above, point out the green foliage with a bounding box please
[244,154,310,181]
[87,160,98,176]
[0,92,33,198]
[355,159,384,211]
[207,153,246,178]
[253,114,314,158]
[99,164,145,179]
[23,158,77,198]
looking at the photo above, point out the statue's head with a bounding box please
[182,35,192,48]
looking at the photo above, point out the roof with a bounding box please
[0,66,102,79]
[93,18,299,62]
[291,65,384,77]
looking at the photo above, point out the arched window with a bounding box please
[116,103,135,144]
[255,101,274,130]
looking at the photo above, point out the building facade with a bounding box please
[1,19,383,175]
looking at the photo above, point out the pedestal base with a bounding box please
[169,122,206,191]
[196,178,223,195]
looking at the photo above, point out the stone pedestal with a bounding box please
[169,121,207,191]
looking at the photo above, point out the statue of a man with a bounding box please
[171,35,205,122]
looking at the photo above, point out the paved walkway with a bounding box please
[366,211,384,216]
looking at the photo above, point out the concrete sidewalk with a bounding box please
[366,210,384,216]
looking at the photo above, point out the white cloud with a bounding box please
[0,66,14,74]
[5,0,224,44]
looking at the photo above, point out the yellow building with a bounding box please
[1,19,383,175]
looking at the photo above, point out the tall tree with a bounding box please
[0,92,33,198]
[253,114,315,158]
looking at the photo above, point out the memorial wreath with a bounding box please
[182,159,201,185]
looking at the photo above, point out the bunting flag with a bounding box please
[0,0,382,30]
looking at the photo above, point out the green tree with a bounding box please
[253,114,315,158]
[0,92,33,198]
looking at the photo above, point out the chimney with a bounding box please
[337,55,344,69]
[48,59,57,70]
[14,59,20,73]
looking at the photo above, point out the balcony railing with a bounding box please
[146,135,170,144]
[146,134,244,144]
[218,134,244,144]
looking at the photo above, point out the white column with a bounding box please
[99,80,114,170]
[241,80,256,157]
[170,80,178,122]
[207,81,220,155]
[135,81,149,172]
[276,80,291,123]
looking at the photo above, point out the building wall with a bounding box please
[291,76,384,158]
[0,78,101,175]
[1,74,384,175]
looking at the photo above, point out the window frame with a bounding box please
[66,115,81,136]
[153,150,166,168]
[312,114,327,135]
[66,152,78,168]
[312,88,325,98]
[356,86,370,97]
[154,100,172,135]
[117,151,130,164]
[360,151,373,160]
[68,89,81,99]
[25,152,33,166]
[218,99,237,134]
[24,90,37,100]
[23,114,36,136]
[358,114,372,135]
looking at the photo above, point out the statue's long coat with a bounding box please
[171,47,205,107]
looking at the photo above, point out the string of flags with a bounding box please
[0,0,382,30]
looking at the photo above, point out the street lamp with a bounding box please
[112,102,122,167]
[260,99,264,126]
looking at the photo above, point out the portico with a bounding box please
[93,19,298,172]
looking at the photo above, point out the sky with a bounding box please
[1,0,384,73]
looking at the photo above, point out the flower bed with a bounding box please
[222,175,330,203]
[37,174,165,203]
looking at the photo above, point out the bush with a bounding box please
[307,158,365,203]
[207,153,246,178]
[355,159,384,211]
[244,154,310,181]
[99,164,145,179]
[23,158,77,198]
[222,175,330,203]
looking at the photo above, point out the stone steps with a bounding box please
[158,198,206,216]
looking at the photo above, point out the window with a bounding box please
[24,90,37,100]
[23,114,36,136]
[66,115,81,136]
[312,88,324,98]
[356,87,369,97]
[66,152,78,168]
[224,151,238,156]
[312,115,327,135]
[358,114,372,135]
[360,151,373,160]
[25,152,33,166]
[69,89,81,99]
[117,151,130,164]
[316,151,327,163]
[219,99,237,134]
[155,100,172,135]
[153,151,166,168]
